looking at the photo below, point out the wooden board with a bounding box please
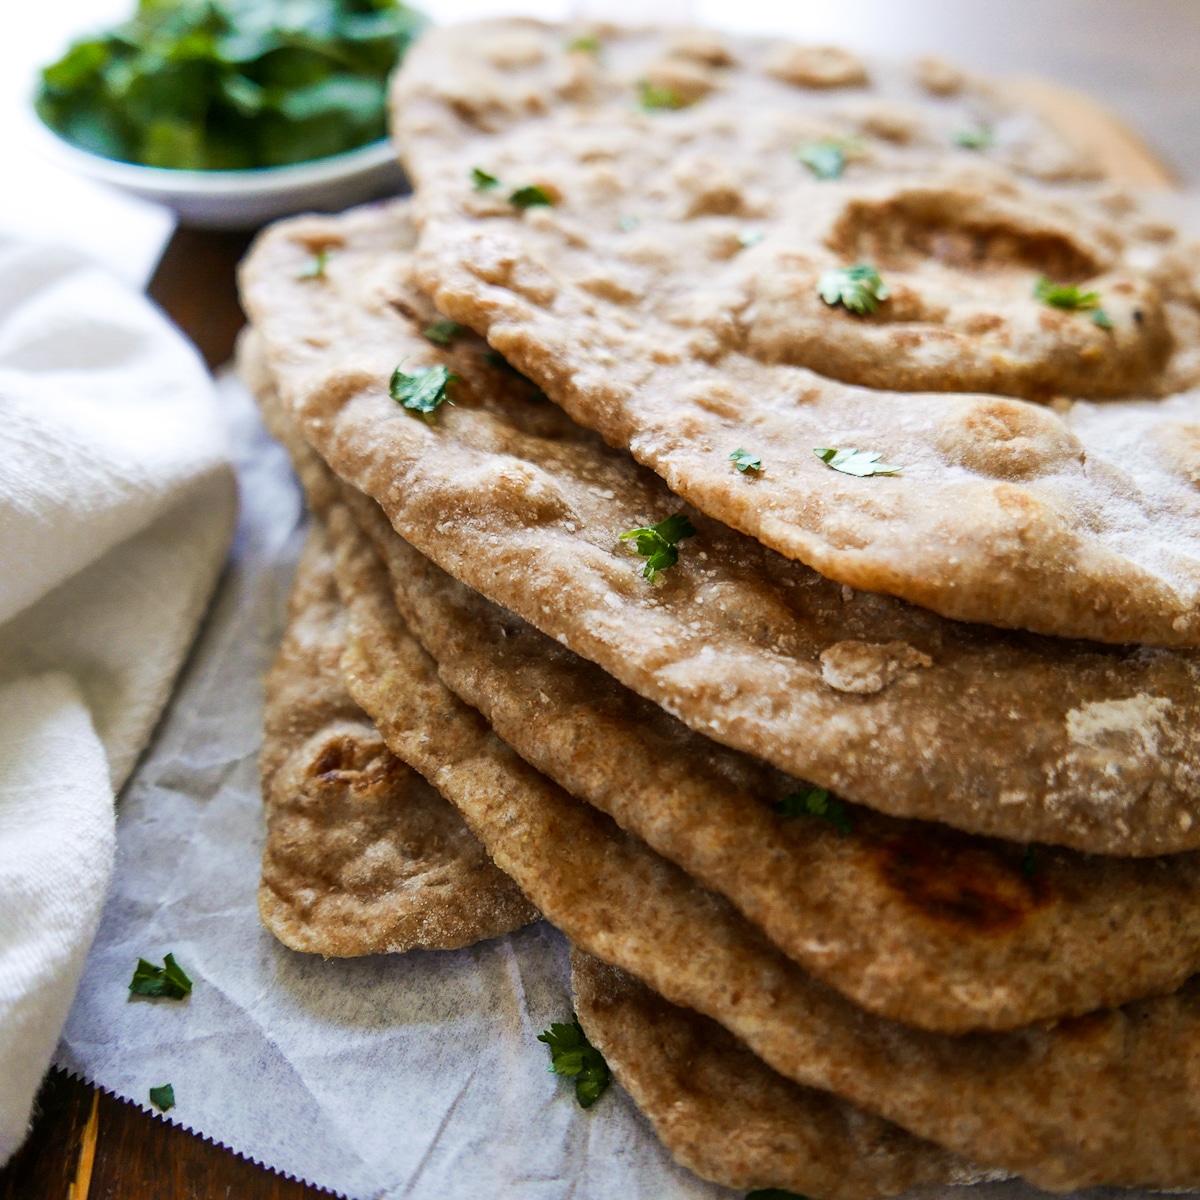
[0,75,1177,1200]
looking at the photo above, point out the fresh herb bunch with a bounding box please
[37,0,426,170]
[538,1017,611,1108]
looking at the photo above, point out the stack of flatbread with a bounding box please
[238,19,1200,1196]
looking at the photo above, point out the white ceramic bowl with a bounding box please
[29,114,407,229]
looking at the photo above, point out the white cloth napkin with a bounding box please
[0,235,236,1164]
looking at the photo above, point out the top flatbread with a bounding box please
[237,202,1200,855]
[394,20,1200,646]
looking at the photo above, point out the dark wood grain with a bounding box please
[147,227,255,371]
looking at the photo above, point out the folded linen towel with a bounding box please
[0,236,236,1163]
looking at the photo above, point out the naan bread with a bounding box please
[238,204,1200,855]
[570,950,994,1198]
[394,20,1200,646]
[319,481,1200,1190]
[255,341,1200,1033]
[258,498,536,956]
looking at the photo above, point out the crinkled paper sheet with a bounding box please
[51,375,1193,1200]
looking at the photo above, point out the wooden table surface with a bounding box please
[0,68,1180,1200]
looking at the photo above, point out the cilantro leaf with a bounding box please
[566,34,602,55]
[737,229,765,249]
[954,125,993,150]
[1033,277,1102,312]
[1021,846,1037,878]
[1091,308,1114,330]
[509,185,554,209]
[538,1017,611,1108]
[472,167,500,191]
[638,81,687,111]
[796,139,847,180]
[129,953,193,1000]
[149,1084,175,1112]
[729,448,762,473]
[389,363,458,416]
[297,248,329,281]
[620,513,697,581]
[773,786,853,835]
[818,264,890,315]
[813,447,902,477]
[423,319,464,346]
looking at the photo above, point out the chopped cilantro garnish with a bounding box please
[423,319,464,346]
[1091,309,1114,330]
[471,167,500,191]
[296,248,328,281]
[565,34,601,55]
[129,953,192,999]
[1021,846,1037,878]
[729,448,762,473]
[389,363,458,416]
[954,125,993,150]
[1033,277,1103,312]
[818,264,890,315]
[773,786,853,835]
[510,184,554,209]
[638,81,687,111]
[813,447,903,477]
[538,1017,610,1108]
[149,1084,175,1112]
[620,513,697,581]
[737,229,765,248]
[796,139,847,180]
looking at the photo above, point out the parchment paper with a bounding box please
[52,376,1193,1200]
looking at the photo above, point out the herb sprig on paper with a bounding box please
[813,447,902,477]
[773,786,853,835]
[129,953,192,999]
[818,264,890,315]
[620,513,696,581]
[538,1017,610,1108]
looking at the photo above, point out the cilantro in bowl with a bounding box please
[36,0,425,170]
